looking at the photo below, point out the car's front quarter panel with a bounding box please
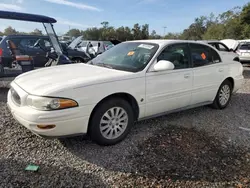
[54,74,146,119]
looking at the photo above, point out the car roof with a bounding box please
[196,40,222,43]
[5,35,48,38]
[0,10,56,23]
[125,39,216,46]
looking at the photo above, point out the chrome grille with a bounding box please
[10,87,21,106]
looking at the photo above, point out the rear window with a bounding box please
[88,41,99,46]
[239,44,250,50]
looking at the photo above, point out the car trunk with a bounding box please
[237,43,250,57]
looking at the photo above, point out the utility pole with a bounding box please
[163,26,167,36]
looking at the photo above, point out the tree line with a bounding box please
[0,27,43,36]
[1,2,250,41]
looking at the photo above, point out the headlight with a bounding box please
[26,95,78,111]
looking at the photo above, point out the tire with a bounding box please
[89,97,134,146]
[0,64,4,77]
[211,79,233,109]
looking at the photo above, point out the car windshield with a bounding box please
[89,42,159,72]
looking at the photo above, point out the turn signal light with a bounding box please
[37,124,56,130]
[58,99,78,109]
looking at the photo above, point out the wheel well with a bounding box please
[233,57,239,62]
[87,93,140,132]
[225,77,234,90]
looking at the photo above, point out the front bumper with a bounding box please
[7,83,91,138]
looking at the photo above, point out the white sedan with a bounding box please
[7,40,244,145]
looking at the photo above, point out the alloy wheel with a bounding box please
[99,107,128,140]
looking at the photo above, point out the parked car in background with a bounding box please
[235,42,250,63]
[7,40,243,146]
[68,36,120,54]
[60,40,72,46]
[198,40,239,61]
[0,35,90,68]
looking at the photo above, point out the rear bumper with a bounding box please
[233,75,244,93]
[239,56,250,62]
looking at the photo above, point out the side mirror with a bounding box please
[153,60,175,72]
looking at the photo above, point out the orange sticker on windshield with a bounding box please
[201,53,206,59]
[127,51,135,56]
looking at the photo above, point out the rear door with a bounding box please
[189,43,227,105]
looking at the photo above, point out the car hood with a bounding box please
[13,63,134,95]
[220,39,239,51]
[68,36,83,49]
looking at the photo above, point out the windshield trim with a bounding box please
[43,23,63,54]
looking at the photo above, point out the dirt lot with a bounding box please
[0,66,250,187]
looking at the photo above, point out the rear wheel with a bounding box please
[0,64,4,77]
[89,97,134,146]
[211,79,232,109]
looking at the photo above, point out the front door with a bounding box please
[145,43,193,117]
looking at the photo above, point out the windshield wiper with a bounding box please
[87,61,113,69]
[97,62,113,69]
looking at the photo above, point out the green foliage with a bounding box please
[30,29,43,36]
[66,29,81,37]
[80,22,150,41]
[4,26,18,35]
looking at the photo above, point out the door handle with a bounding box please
[184,73,190,78]
[219,68,224,72]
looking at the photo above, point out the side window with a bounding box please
[20,38,37,48]
[19,38,29,48]
[189,43,221,68]
[43,39,52,48]
[209,43,218,49]
[157,43,190,69]
[9,38,21,48]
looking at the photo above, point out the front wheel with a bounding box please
[89,97,134,146]
[211,79,232,109]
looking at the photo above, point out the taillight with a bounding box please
[0,48,2,56]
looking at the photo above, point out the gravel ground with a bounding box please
[0,66,250,187]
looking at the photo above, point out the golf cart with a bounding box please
[0,10,72,77]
